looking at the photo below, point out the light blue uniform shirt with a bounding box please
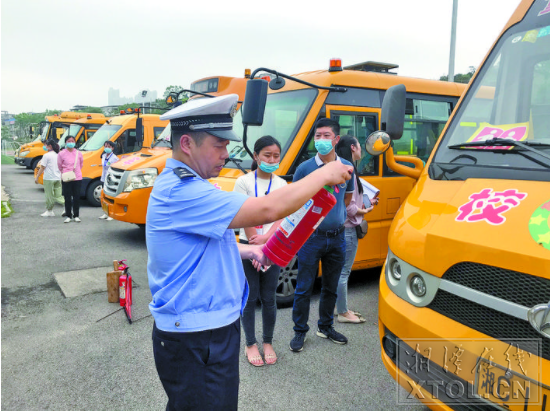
[146,158,249,332]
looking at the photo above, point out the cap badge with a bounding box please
[229,102,238,118]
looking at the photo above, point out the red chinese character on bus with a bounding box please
[456,188,527,225]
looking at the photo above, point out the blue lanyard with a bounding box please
[255,170,272,197]
[103,153,113,168]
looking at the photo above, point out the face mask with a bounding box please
[104,147,112,154]
[259,161,279,173]
[43,146,48,151]
[315,139,333,156]
[66,142,75,149]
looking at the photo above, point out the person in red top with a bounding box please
[57,135,84,223]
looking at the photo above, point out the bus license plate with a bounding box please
[475,359,549,410]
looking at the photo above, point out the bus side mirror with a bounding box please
[165,92,179,106]
[381,84,406,140]
[242,79,268,126]
[136,116,143,146]
[365,131,391,155]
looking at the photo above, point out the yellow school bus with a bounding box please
[15,112,105,170]
[101,73,250,226]
[375,0,550,409]
[78,111,168,206]
[215,61,465,306]
[34,116,109,184]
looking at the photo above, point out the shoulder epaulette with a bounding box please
[173,167,195,179]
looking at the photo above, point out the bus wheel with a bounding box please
[276,256,298,308]
[86,180,103,207]
[30,157,41,171]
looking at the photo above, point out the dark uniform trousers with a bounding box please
[152,319,241,411]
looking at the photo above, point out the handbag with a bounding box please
[61,151,79,182]
[355,220,369,239]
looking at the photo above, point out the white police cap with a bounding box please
[160,94,241,142]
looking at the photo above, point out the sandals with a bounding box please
[263,343,277,365]
[337,310,366,324]
[245,344,264,367]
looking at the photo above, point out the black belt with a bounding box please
[314,226,345,238]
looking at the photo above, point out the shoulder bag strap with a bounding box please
[72,151,79,171]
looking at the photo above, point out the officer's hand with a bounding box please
[249,234,269,245]
[321,160,353,186]
[249,245,273,271]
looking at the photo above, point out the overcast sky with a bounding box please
[1,0,521,114]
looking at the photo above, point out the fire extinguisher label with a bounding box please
[120,282,126,299]
[280,199,313,237]
[312,206,323,214]
[312,216,325,230]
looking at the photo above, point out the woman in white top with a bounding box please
[98,140,119,221]
[35,139,64,217]
[233,135,287,367]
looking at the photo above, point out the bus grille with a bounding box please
[441,262,550,308]
[103,167,124,196]
[428,290,550,361]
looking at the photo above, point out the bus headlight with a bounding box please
[20,150,29,157]
[410,275,427,297]
[122,168,158,192]
[385,248,441,307]
[389,260,402,281]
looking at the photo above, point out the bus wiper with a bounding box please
[225,157,247,174]
[449,138,550,161]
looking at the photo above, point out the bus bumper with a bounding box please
[15,157,32,167]
[101,188,151,225]
[378,266,548,411]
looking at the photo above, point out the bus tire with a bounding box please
[30,157,41,171]
[86,180,103,207]
[276,256,299,308]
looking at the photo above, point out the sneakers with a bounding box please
[40,210,55,217]
[99,214,108,219]
[289,332,307,352]
[316,326,348,345]
[64,218,72,223]
[106,217,113,221]
[74,217,81,223]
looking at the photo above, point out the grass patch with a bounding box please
[1,201,13,218]
[1,154,15,164]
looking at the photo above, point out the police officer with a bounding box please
[147,94,352,411]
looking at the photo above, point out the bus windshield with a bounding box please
[152,124,172,148]
[39,124,50,142]
[80,125,122,151]
[58,124,83,148]
[226,88,318,169]
[433,3,550,180]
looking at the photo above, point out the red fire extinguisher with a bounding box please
[117,260,132,323]
[262,186,336,267]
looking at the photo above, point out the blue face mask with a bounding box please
[259,161,279,173]
[315,139,333,156]
[104,147,112,154]
[43,146,48,151]
[66,142,75,149]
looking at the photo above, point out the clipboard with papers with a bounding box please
[359,178,380,208]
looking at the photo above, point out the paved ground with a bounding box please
[1,164,426,411]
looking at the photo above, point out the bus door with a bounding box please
[326,106,383,264]
[112,128,141,156]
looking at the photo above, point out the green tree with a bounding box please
[440,66,476,83]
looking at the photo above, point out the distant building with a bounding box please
[108,87,134,106]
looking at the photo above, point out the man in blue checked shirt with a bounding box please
[146,94,353,411]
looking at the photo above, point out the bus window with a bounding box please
[531,59,550,138]
[331,112,379,176]
[385,99,453,175]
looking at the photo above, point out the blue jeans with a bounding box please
[336,227,359,314]
[292,230,346,333]
[240,258,278,346]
